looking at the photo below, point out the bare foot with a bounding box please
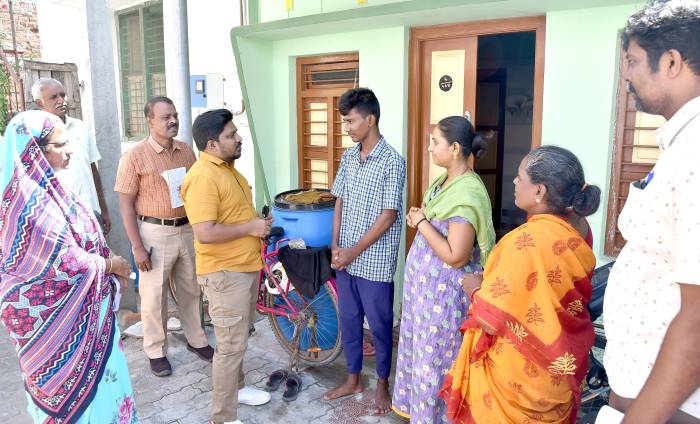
[324,374,363,401]
[373,378,391,415]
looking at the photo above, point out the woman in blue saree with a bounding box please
[0,111,138,423]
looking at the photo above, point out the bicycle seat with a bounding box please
[588,261,615,322]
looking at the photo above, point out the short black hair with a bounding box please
[525,146,601,217]
[622,0,700,75]
[192,109,234,151]
[144,96,175,118]
[338,87,380,124]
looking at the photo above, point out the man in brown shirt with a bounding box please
[115,96,212,376]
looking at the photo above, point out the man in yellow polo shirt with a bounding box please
[181,109,272,424]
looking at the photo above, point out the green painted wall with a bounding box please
[258,0,405,23]
[235,26,408,313]
[235,1,646,279]
[541,3,642,261]
[233,36,275,205]
[270,26,407,191]
[237,26,408,200]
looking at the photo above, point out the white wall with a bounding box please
[37,0,253,189]
[37,2,95,131]
[37,1,125,143]
[186,0,254,188]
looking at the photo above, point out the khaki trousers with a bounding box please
[137,221,209,358]
[198,270,258,423]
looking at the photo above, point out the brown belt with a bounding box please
[138,215,189,227]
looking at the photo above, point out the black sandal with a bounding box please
[264,369,288,392]
[282,373,302,402]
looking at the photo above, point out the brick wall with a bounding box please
[1,0,40,114]
[0,0,41,59]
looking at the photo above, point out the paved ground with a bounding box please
[0,312,604,423]
[0,313,405,424]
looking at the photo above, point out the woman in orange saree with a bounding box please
[439,146,601,424]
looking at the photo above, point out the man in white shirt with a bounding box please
[32,78,111,233]
[603,1,700,423]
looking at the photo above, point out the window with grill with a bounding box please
[117,2,166,140]
[296,53,359,189]
[604,58,665,256]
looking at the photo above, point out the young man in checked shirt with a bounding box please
[323,88,406,415]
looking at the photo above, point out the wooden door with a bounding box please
[419,37,478,191]
[474,68,506,234]
[408,37,478,242]
[408,17,546,246]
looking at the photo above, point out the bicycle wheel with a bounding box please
[266,279,343,367]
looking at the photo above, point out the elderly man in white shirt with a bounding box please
[32,78,111,233]
[603,1,700,423]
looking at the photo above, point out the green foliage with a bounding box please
[0,63,10,135]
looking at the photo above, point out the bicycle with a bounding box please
[254,226,343,368]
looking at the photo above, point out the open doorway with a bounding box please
[474,32,536,238]
[407,17,544,245]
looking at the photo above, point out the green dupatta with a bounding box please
[422,171,496,267]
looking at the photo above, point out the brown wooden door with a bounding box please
[408,17,546,247]
[419,37,478,191]
[408,37,478,242]
[23,60,82,119]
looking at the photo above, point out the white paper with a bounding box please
[161,167,186,208]
[594,405,624,424]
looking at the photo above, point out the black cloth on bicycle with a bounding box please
[277,245,333,298]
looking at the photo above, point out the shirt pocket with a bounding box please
[618,182,667,242]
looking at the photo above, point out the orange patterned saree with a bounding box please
[439,214,596,424]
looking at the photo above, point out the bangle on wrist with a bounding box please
[106,258,113,274]
[416,217,428,228]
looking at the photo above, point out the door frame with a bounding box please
[407,16,546,221]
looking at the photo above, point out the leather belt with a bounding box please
[138,215,189,227]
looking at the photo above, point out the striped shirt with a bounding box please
[114,136,196,218]
[331,136,406,282]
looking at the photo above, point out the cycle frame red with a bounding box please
[255,238,338,320]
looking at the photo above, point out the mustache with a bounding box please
[628,82,637,95]
[167,123,178,129]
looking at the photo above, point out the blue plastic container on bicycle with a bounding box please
[264,189,341,362]
[271,189,335,247]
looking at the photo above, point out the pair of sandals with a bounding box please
[264,369,302,402]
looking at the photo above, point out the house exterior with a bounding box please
[232,0,658,278]
[34,0,253,309]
